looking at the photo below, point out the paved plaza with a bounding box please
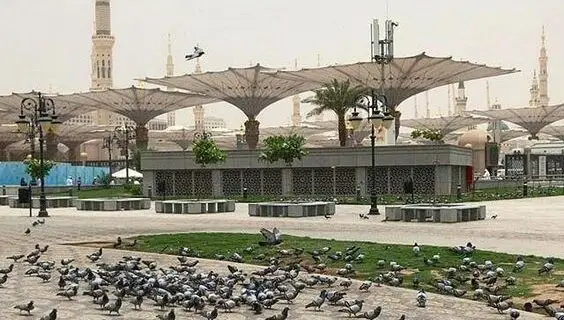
[0,196,562,319]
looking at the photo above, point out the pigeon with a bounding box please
[60,258,74,266]
[24,228,31,235]
[185,46,205,61]
[13,300,34,315]
[113,236,122,248]
[57,286,78,300]
[491,214,498,219]
[125,239,138,247]
[156,308,175,320]
[557,280,564,288]
[305,290,327,311]
[360,306,382,319]
[416,289,427,307]
[39,308,57,320]
[359,280,372,291]
[6,254,24,262]
[0,273,7,286]
[509,309,520,320]
[131,295,143,310]
[259,227,282,246]
[338,299,364,317]
[359,214,369,219]
[201,307,218,320]
[265,306,289,320]
[340,278,352,290]
[0,264,14,274]
[412,243,420,256]
[103,297,122,315]
[324,213,332,219]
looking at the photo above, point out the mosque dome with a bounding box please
[458,129,490,150]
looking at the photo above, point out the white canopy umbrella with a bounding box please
[112,168,143,179]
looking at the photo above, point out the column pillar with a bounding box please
[435,165,452,195]
[211,169,223,197]
[244,117,260,150]
[355,167,367,196]
[135,124,149,151]
[281,168,293,196]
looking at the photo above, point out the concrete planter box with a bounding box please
[0,195,11,206]
[8,196,76,209]
[155,199,236,214]
[248,202,335,218]
[385,203,486,223]
[75,198,151,211]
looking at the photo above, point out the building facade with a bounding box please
[141,145,472,197]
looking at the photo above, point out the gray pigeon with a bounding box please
[360,306,382,319]
[156,308,175,320]
[265,307,289,320]
[103,297,122,315]
[13,300,34,314]
[39,308,57,320]
[305,290,327,311]
[416,289,427,307]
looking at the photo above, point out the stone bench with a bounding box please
[248,202,335,218]
[8,196,77,209]
[0,195,11,206]
[385,203,486,223]
[155,199,236,214]
[75,198,151,211]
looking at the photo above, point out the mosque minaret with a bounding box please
[538,26,549,107]
[192,59,205,132]
[166,34,176,127]
[291,59,302,127]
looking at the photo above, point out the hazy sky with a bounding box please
[1,0,562,128]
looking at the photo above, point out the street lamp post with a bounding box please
[102,133,117,175]
[16,92,61,217]
[348,19,397,215]
[114,125,136,183]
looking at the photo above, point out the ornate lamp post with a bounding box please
[194,131,212,141]
[16,92,61,217]
[114,125,136,183]
[348,19,397,215]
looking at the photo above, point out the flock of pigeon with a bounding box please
[3,222,564,319]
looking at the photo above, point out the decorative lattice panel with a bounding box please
[155,171,174,196]
[365,167,388,195]
[546,155,563,175]
[194,170,213,196]
[242,169,261,195]
[529,155,539,177]
[263,169,282,195]
[222,170,241,196]
[413,166,435,194]
[313,168,333,196]
[335,168,357,196]
[505,154,525,176]
[292,168,312,195]
[173,170,192,196]
[389,166,412,194]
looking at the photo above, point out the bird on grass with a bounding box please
[112,237,122,248]
[14,300,34,315]
[39,308,57,320]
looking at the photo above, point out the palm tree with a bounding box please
[303,79,366,147]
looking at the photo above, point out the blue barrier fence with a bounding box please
[0,162,110,186]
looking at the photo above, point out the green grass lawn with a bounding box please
[129,232,563,302]
[76,186,141,199]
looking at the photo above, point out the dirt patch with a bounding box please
[513,283,564,311]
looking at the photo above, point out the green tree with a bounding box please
[192,136,227,167]
[24,158,56,180]
[303,79,366,147]
[259,134,308,166]
[410,128,444,143]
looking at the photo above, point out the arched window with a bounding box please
[96,61,100,78]
[101,60,106,78]
[107,60,111,78]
